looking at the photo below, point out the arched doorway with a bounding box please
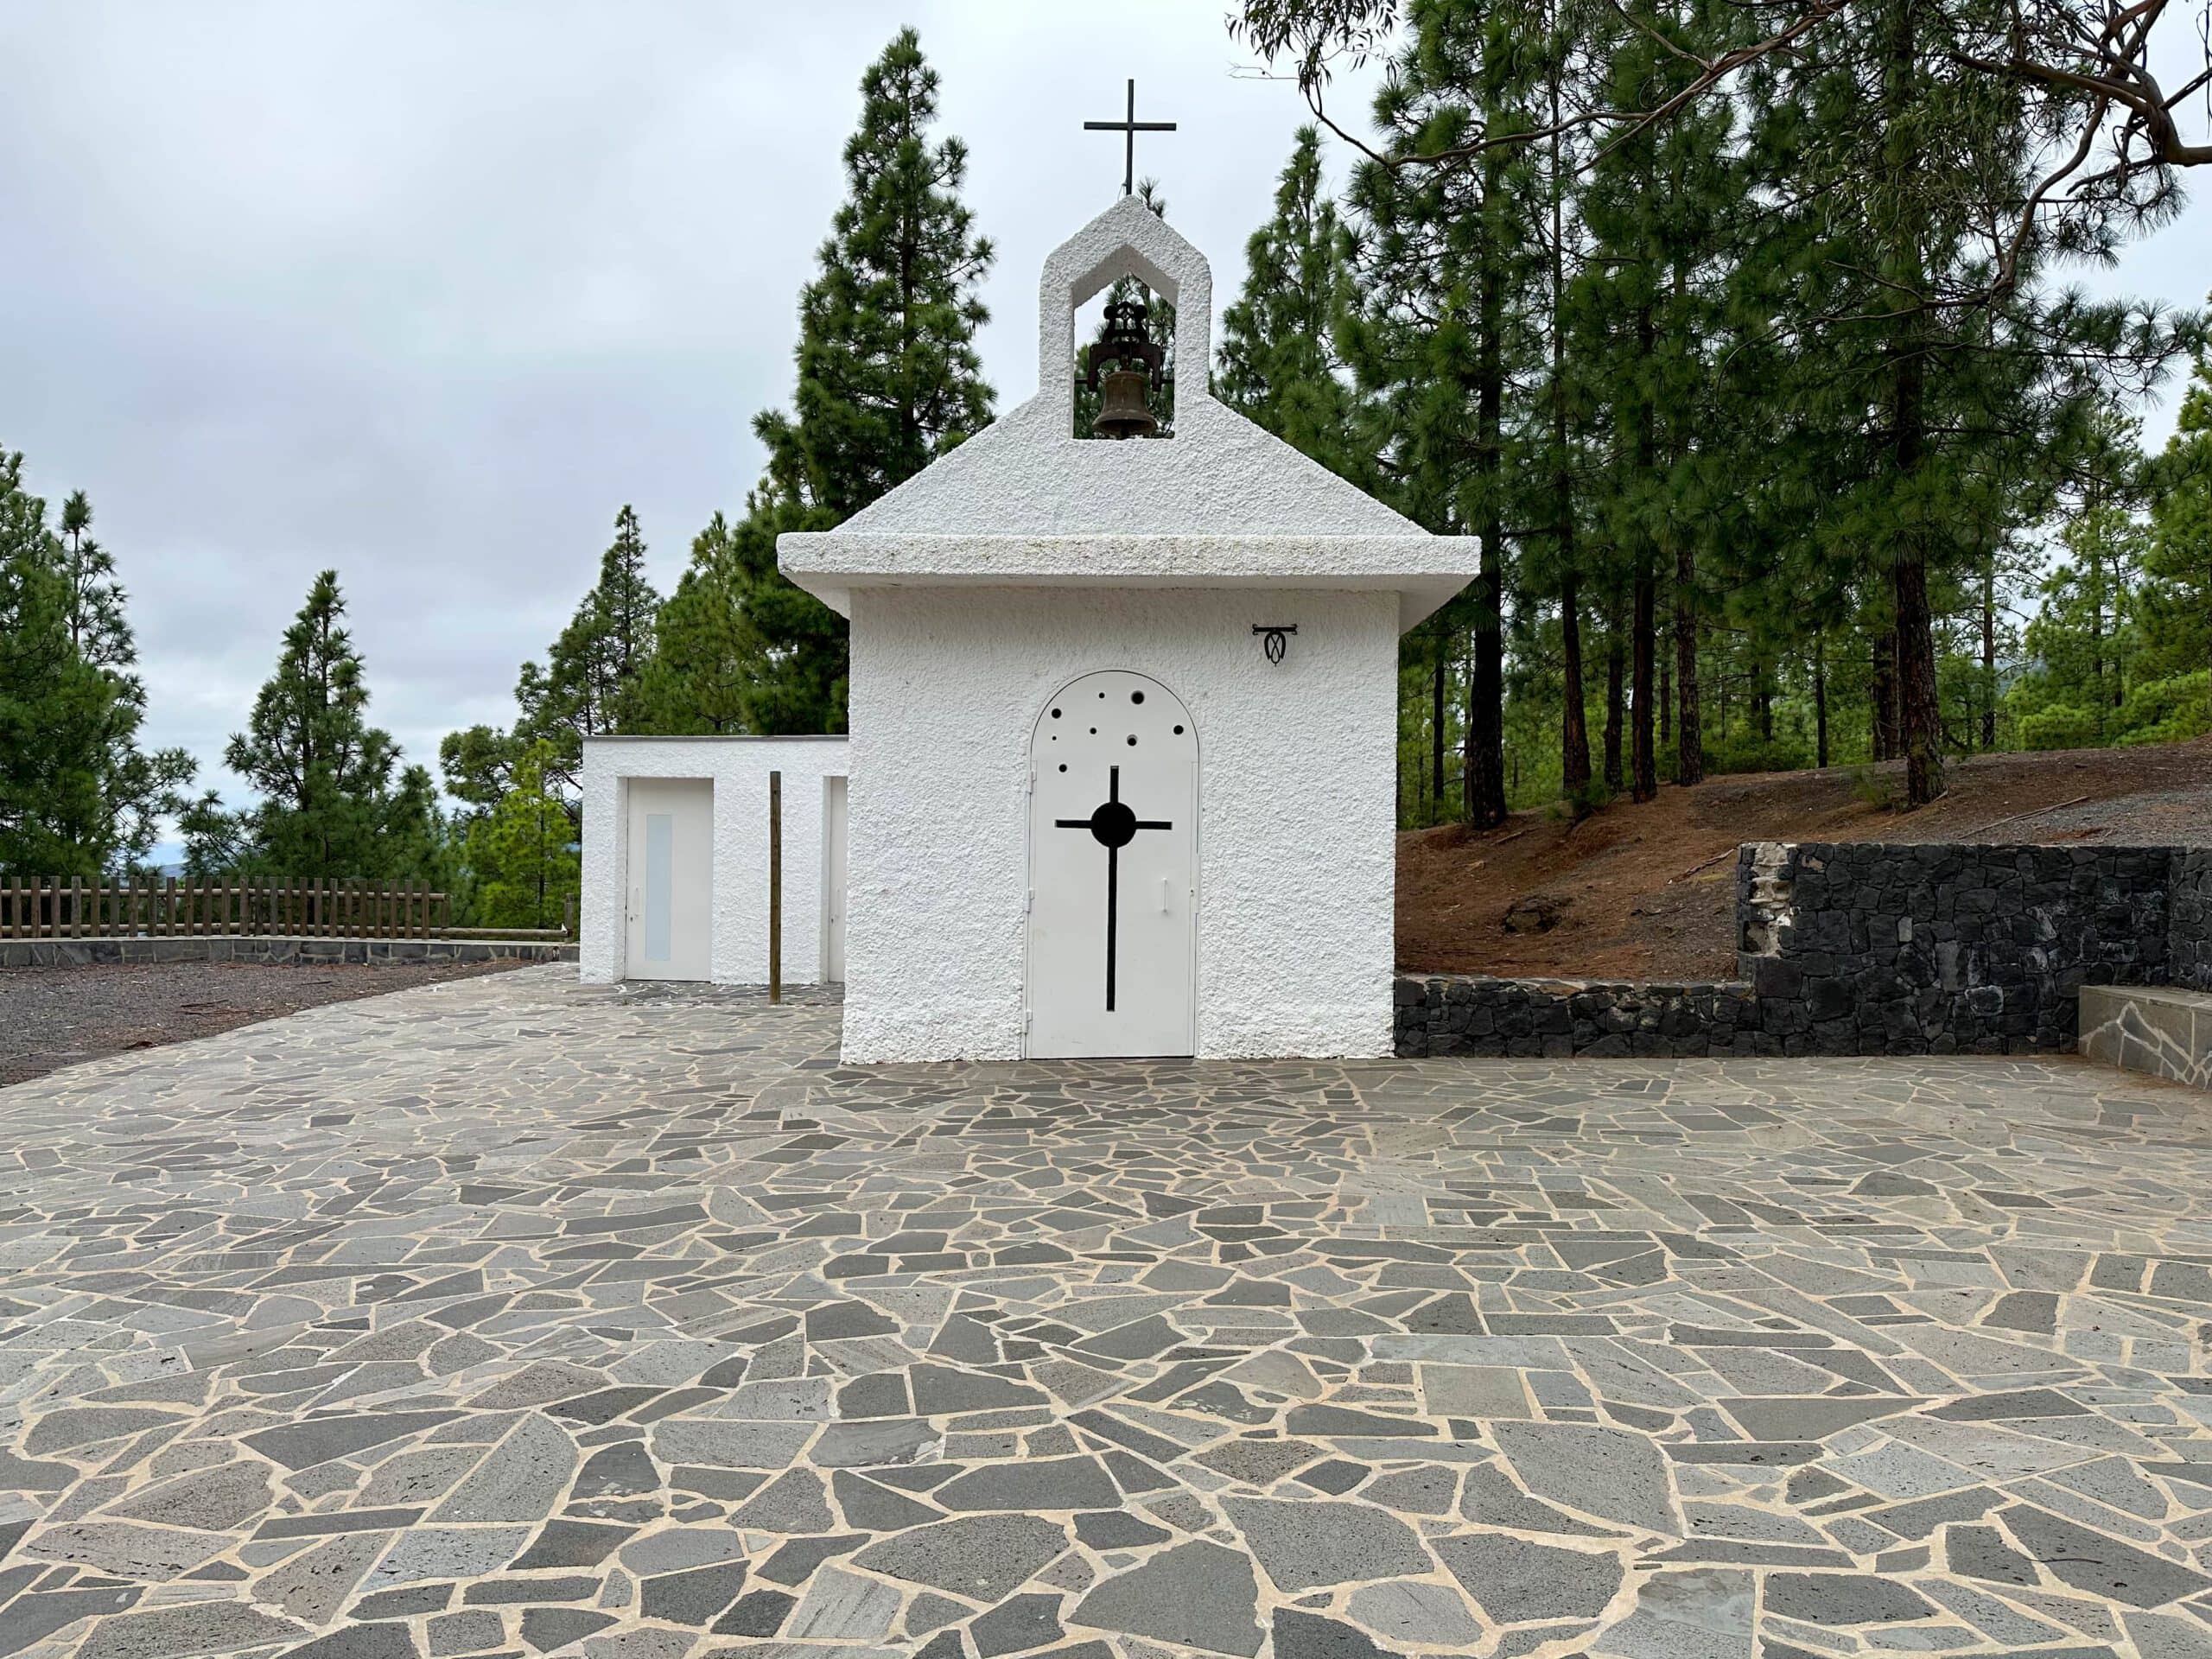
[1027,670,1198,1057]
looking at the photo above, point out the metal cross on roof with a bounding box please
[1084,79,1176,197]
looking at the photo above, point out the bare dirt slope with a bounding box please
[1397,736,2212,982]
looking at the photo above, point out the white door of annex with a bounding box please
[626,778,712,982]
[1027,671,1197,1058]
[821,774,849,982]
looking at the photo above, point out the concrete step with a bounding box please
[2080,984,2212,1091]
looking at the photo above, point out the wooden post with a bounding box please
[768,770,783,1005]
[70,876,82,939]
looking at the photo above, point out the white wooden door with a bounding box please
[1027,671,1196,1057]
[626,778,712,982]
[822,774,849,982]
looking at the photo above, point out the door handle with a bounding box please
[1160,877,1170,913]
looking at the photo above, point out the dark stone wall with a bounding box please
[1394,976,1765,1059]
[1398,839,2205,1059]
[2173,849,2212,993]
[1736,841,2173,1055]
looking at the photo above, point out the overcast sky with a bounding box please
[3,3,2207,831]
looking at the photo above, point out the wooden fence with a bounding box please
[0,877,453,940]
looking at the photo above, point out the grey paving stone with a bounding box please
[712,1586,797,1636]
[1269,1609,1402,1659]
[784,1564,902,1640]
[425,1609,503,1656]
[73,1601,307,1658]
[1719,1396,1922,1440]
[241,1411,458,1472]
[639,1560,747,1625]
[831,1469,943,1530]
[256,1533,389,1624]
[366,1529,532,1588]
[429,1414,575,1523]
[1071,1511,1168,1551]
[511,1520,632,1572]
[517,1607,613,1651]
[2000,1503,2212,1607]
[855,1514,1068,1599]
[272,1624,419,1659]
[1071,1539,1262,1656]
[934,1456,1119,1512]
[1493,1421,1682,1535]
[730,1468,835,1533]
[1948,1522,2038,1586]
[101,1461,272,1531]
[1763,1572,1938,1624]
[1343,1580,1484,1647]
[1223,1497,1431,1592]
[1433,1531,1623,1624]
[970,1591,1064,1656]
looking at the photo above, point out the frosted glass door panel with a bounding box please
[625,779,711,981]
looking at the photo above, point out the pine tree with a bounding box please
[515,505,661,802]
[1217,129,1367,476]
[470,742,579,931]
[224,569,415,875]
[1341,0,1548,829]
[1737,0,2196,803]
[729,29,995,731]
[0,454,191,874]
[2135,347,2212,737]
[634,512,760,734]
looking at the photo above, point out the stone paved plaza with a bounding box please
[4,969,2212,1658]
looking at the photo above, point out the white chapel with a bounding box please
[772,194,1481,1063]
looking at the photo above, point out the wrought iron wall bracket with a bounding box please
[1253,624,1298,665]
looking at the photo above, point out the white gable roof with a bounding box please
[779,194,1478,630]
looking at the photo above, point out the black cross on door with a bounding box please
[1054,764,1173,1011]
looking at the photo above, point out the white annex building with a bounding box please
[583,196,1477,1060]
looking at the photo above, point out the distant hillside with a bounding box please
[1397,737,2212,981]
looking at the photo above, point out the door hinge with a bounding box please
[1025,887,1033,914]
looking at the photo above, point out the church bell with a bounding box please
[1084,299,1165,440]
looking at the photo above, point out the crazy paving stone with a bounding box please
[1269,1609,1403,1659]
[10,969,2212,1659]
[854,1513,1068,1599]
[1433,1531,1624,1624]
[1071,1539,1264,1657]
[1223,1497,1431,1592]
[1999,1504,2212,1607]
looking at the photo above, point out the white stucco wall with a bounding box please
[841,585,1401,1062]
[579,736,849,985]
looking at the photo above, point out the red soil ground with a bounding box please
[1395,736,2212,981]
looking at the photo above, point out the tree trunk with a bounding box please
[1660,645,1671,748]
[1980,558,1997,748]
[1675,546,1703,785]
[1883,0,1943,804]
[1431,631,1448,823]
[1631,571,1657,800]
[1872,626,1897,762]
[1814,633,1830,767]
[1603,620,1625,791]
[1465,155,1510,829]
[1547,82,1591,804]
[1630,303,1658,803]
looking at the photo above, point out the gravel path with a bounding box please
[0,958,528,1086]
